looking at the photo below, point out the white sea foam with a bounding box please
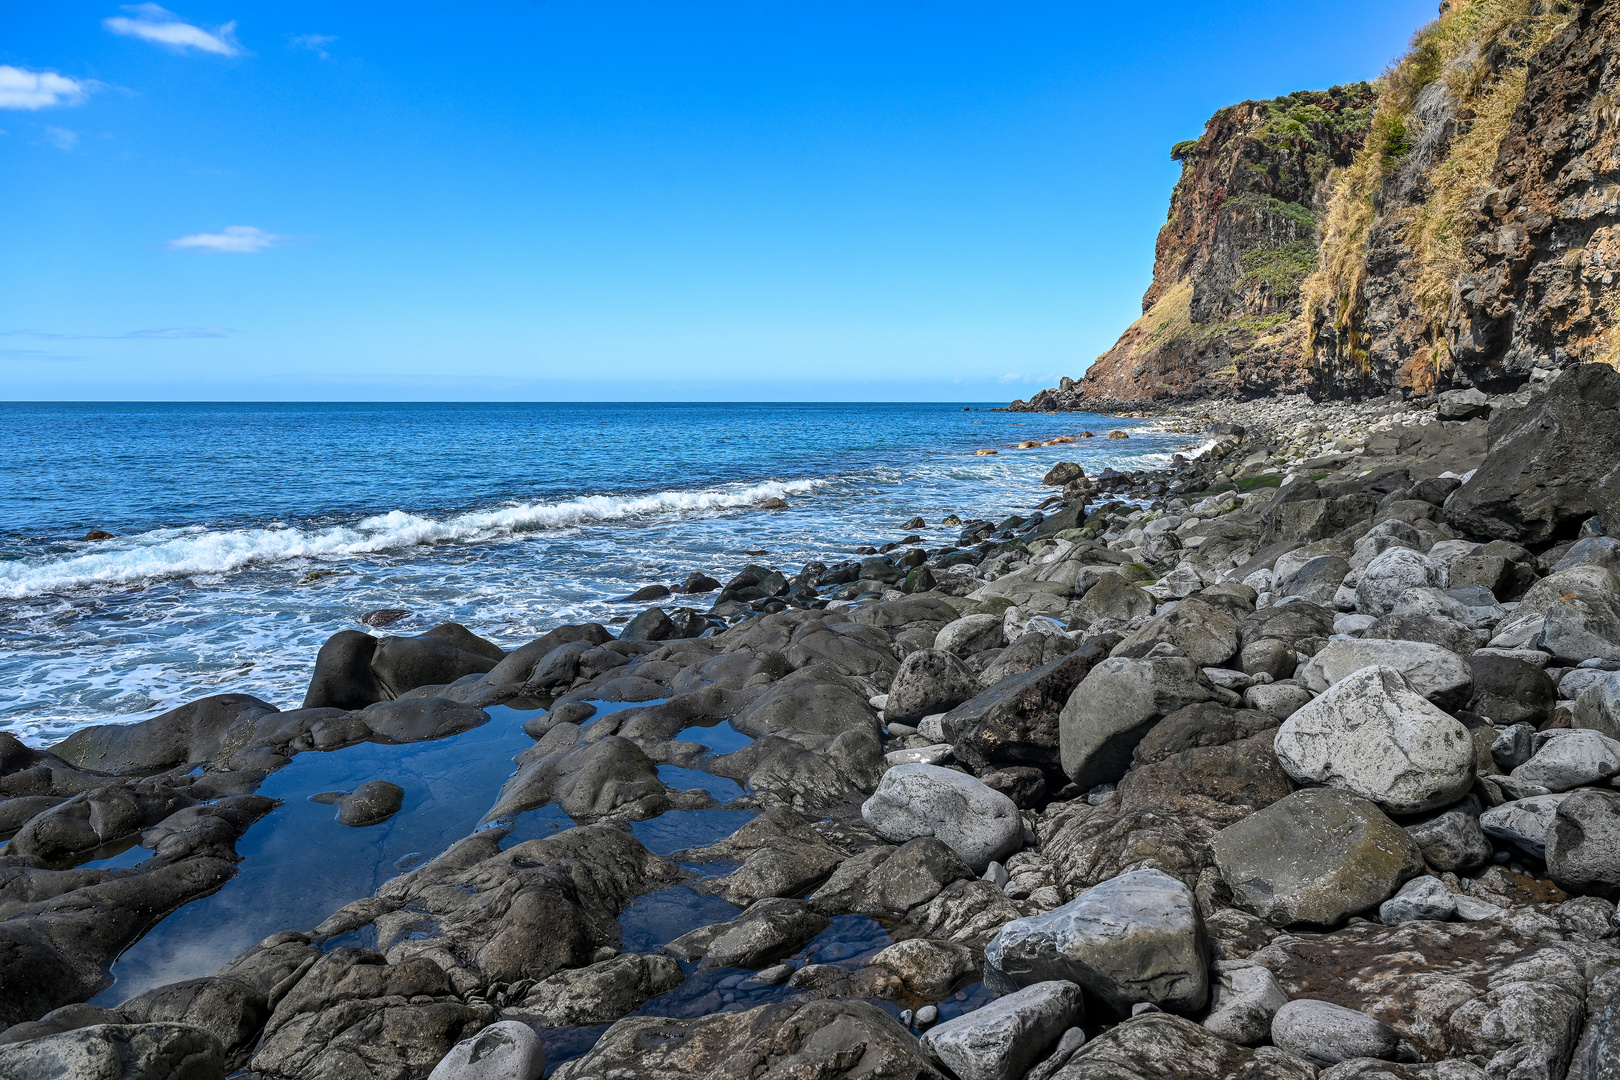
[0,478,826,599]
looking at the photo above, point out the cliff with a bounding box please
[1017,0,1620,411]
[1013,84,1377,411]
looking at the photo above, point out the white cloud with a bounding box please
[168,225,285,253]
[290,34,335,59]
[0,66,92,110]
[104,4,242,56]
[43,126,78,150]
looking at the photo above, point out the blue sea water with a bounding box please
[0,401,1186,744]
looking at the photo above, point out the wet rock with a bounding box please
[1301,640,1473,712]
[335,780,404,827]
[479,624,614,688]
[301,631,388,709]
[6,779,197,865]
[864,938,978,998]
[1051,1011,1317,1079]
[428,1021,544,1080]
[1058,656,1215,789]
[1275,666,1476,814]
[886,649,984,725]
[250,948,493,1080]
[50,693,280,775]
[1480,795,1568,859]
[920,980,1084,1080]
[1447,364,1620,545]
[549,1000,946,1080]
[862,764,1022,873]
[808,836,972,918]
[668,897,829,969]
[682,808,848,906]
[984,868,1208,1016]
[1212,788,1424,927]
[1466,654,1556,726]
[507,953,683,1026]
[620,606,676,642]
[1547,789,1620,898]
[1271,998,1403,1066]
[369,623,505,699]
[1511,729,1620,792]
[483,730,664,824]
[944,643,1104,782]
[360,608,410,627]
[0,1022,227,1080]
[1203,958,1290,1045]
[115,974,271,1057]
[357,697,488,744]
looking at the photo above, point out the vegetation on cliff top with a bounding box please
[1303,0,1578,377]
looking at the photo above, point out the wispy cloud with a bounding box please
[0,66,93,110]
[104,4,242,56]
[43,125,78,150]
[998,372,1060,385]
[4,327,233,339]
[168,225,285,253]
[0,347,82,361]
[289,33,335,59]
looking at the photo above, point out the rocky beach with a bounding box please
[7,362,1620,1080]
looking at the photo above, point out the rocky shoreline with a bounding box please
[8,366,1620,1079]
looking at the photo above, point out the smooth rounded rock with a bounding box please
[1378,875,1457,925]
[1058,656,1215,788]
[1203,959,1290,1046]
[1356,548,1439,617]
[1274,665,1476,814]
[1271,999,1401,1065]
[983,868,1208,1016]
[919,980,1083,1080]
[1300,640,1473,711]
[1480,793,1568,859]
[336,780,405,827]
[861,763,1021,873]
[885,649,984,725]
[428,1020,546,1080]
[1547,789,1620,899]
[935,614,1007,655]
[1511,729,1620,792]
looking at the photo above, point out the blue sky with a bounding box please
[2,1,1434,401]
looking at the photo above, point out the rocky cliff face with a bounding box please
[1019,0,1620,411]
[1013,85,1377,412]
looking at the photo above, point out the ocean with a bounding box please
[0,401,1187,745]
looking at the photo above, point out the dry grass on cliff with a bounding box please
[1302,0,1575,370]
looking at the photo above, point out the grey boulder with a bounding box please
[861,763,1022,873]
[1403,799,1492,873]
[983,868,1208,1016]
[1202,959,1290,1046]
[1212,788,1425,927]
[886,649,984,725]
[1300,639,1474,711]
[1270,998,1402,1066]
[1576,671,1620,740]
[919,980,1083,1080]
[0,1023,226,1080]
[1058,656,1215,788]
[1547,789,1620,899]
[1378,875,1457,925]
[1273,665,1476,814]
[935,614,1006,655]
[428,1020,545,1080]
[1480,794,1569,859]
[1356,548,1439,617]
[335,780,405,827]
[1511,729,1620,792]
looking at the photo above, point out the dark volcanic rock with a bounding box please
[944,641,1106,782]
[50,694,280,776]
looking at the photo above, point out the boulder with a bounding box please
[1051,1012,1318,1080]
[1110,598,1241,668]
[1074,574,1154,624]
[983,868,1208,1016]
[483,732,664,824]
[335,780,404,827]
[1378,875,1458,925]
[1447,363,1620,545]
[1540,593,1620,663]
[1363,612,1480,657]
[1270,999,1403,1066]
[428,1021,545,1080]
[548,1000,946,1080]
[667,898,829,969]
[1466,654,1556,726]
[1438,388,1491,421]
[369,623,504,698]
[1202,959,1290,1046]
[0,1023,227,1080]
[1546,789,1620,898]
[1212,788,1425,927]
[1576,672,1620,740]
[944,643,1104,782]
[1276,556,1351,605]
[1511,729,1620,792]
[302,630,387,709]
[1300,640,1474,711]
[1273,666,1476,814]
[1403,799,1492,873]
[936,614,1007,655]
[886,650,984,725]
[1480,794,1569,859]
[50,694,280,775]
[861,764,1022,873]
[920,981,1083,1080]
[1356,548,1440,617]
[1058,657,1215,789]
[864,938,978,998]
[507,953,684,1027]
